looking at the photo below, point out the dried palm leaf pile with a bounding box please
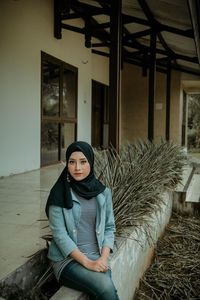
[134,212,200,300]
[94,140,186,233]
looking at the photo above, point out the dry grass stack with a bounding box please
[134,213,200,299]
[94,140,186,233]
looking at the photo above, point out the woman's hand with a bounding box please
[86,246,111,272]
[70,247,110,272]
[85,257,108,272]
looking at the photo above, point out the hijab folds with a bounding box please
[45,141,106,217]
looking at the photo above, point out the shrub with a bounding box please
[94,140,186,232]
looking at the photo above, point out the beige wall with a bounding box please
[0,0,109,176]
[121,64,148,144]
[121,64,182,145]
[1,0,197,176]
[170,71,182,144]
[92,53,109,85]
[154,72,166,143]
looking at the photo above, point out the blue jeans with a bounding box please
[59,260,120,300]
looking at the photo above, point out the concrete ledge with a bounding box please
[173,165,200,216]
[186,174,200,202]
[175,165,194,192]
[50,191,173,300]
[0,249,48,299]
[50,287,88,300]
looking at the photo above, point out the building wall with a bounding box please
[121,63,182,145]
[170,71,182,144]
[92,53,109,86]
[154,72,166,143]
[121,64,148,144]
[0,1,188,177]
[0,0,101,177]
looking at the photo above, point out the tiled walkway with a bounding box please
[0,163,64,280]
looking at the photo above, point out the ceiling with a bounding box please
[55,0,200,76]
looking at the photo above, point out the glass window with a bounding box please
[62,69,76,118]
[42,61,59,116]
[41,52,77,166]
[61,123,76,161]
[41,122,59,165]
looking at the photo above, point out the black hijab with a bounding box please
[45,141,106,217]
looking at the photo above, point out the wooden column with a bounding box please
[109,0,122,150]
[54,0,70,39]
[148,32,156,141]
[166,60,171,140]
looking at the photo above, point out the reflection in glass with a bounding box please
[42,61,59,116]
[41,53,77,166]
[41,123,59,165]
[63,69,76,118]
[61,123,75,161]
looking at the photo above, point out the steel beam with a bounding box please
[109,0,122,150]
[166,60,171,141]
[148,32,156,141]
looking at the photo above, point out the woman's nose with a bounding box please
[75,162,81,170]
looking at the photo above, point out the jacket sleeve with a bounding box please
[48,205,78,257]
[102,188,116,251]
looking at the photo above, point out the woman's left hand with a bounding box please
[94,257,108,272]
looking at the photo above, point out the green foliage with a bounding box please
[188,94,200,150]
[94,140,186,233]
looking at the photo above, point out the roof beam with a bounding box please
[61,12,81,20]
[123,15,193,38]
[92,49,200,76]
[123,29,152,41]
[137,0,177,63]
[92,42,110,47]
[124,40,198,64]
[68,1,110,46]
[70,1,110,16]
[61,23,84,34]
[56,0,200,75]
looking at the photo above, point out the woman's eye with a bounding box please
[81,160,87,164]
[69,161,75,165]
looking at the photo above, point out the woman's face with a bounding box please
[68,151,91,181]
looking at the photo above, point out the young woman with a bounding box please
[45,141,119,300]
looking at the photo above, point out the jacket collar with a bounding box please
[71,188,105,207]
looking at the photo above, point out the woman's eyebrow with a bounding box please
[69,157,87,161]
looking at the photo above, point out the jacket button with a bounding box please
[97,231,100,234]
[73,229,76,233]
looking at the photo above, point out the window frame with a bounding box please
[40,52,78,166]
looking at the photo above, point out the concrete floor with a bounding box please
[0,163,64,281]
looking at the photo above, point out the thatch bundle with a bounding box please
[135,212,200,299]
[94,140,186,232]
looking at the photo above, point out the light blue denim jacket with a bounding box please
[47,187,116,262]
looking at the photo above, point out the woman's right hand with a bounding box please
[85,258,108,273]
[70,249,108,272]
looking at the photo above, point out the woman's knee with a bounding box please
[95,278,119,300]
[60,264,119,300]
